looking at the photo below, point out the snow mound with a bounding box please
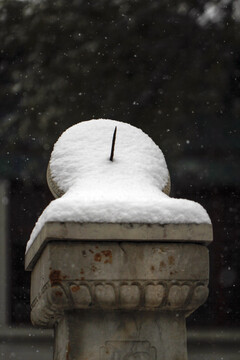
[48,119,170,195]
[26,119,210,252]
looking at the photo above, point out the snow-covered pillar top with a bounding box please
[26,119,212,262]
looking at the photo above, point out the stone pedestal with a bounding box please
[25,222,212,360]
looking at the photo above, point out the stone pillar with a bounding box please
[25,222,212,360]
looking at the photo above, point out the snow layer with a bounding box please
[49,119,169,193]
[26,119,210,252]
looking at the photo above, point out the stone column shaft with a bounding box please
[54,311,187,360]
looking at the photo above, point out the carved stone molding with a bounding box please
[31,279,208,327]
[100,341,157,360]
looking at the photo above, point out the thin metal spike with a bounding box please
[110,126,117,161]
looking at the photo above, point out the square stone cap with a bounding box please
[25,221,212,271]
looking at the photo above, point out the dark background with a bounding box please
[0,0,239,327]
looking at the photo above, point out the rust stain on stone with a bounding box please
[151,265,155,272]
[94,253,102,262]
[89,249,94,254]
[81,277,85,280]
[168,255,175,265]
[49,270,67,286]
[101,250,111,257]
[54,290,63,297]
[101,250,112,264]
[80,268,85,275]
[159,261,166,271]
[91,265,97,272]
[71,285,80,292]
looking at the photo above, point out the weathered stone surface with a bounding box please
[30,241,208,328]
[26,222,211,360]
[25,221,213,270]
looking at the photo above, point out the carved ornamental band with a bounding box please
[31,279,208,327]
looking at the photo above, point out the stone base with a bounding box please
[54,310,187,360]
[26,222,211,360]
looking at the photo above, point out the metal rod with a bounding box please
[110,126,117,161]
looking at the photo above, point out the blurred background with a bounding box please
[0,0,239,359]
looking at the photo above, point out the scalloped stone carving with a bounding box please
[120,284,141,308]
[190,284,209,308]
[145,284,165,307]
[30,280,209,326]
[95,284,116,307]
[168,285,190,308]
[70,284,91,307]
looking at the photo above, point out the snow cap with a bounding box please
[26,119,211,252]
[47,119,170,198]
